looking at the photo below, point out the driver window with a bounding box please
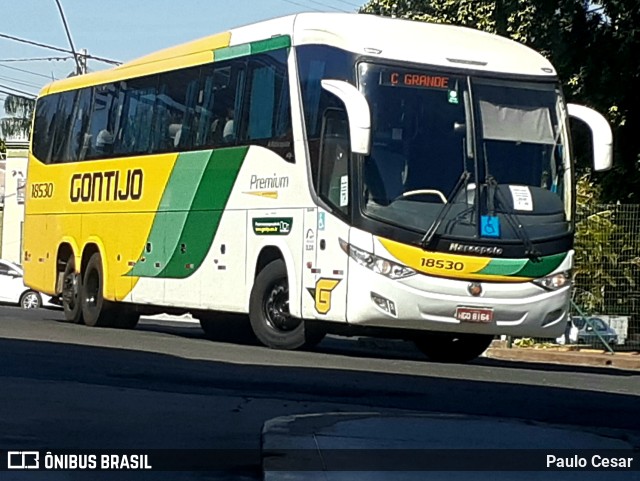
[318,109,350,215]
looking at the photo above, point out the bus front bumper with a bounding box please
[345,262,570,338]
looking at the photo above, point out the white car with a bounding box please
[0,259,57,309]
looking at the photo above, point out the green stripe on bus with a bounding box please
[159,147,248,278]
[129,146,248,279]
[250,35,291,54]
[214,35,291,61]
[129,151,210,278]
[477,252,567,278]
[475,258,528,276]
[515,252,567,278]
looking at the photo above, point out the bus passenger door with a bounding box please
[301,208,349,323]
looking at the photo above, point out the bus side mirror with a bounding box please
[321,79,371,155]
[567,103,613,171]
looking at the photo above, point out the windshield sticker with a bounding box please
[481,215,501,238]
[509,185,534,211]
[340,175,349,207]
[252,217,293,236]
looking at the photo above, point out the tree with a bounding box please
[359,0,640,203]
[0,94,35,140]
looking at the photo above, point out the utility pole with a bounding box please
[79,48,88,74]
[54,0,83,75]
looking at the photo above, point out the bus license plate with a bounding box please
[456,307,493,323]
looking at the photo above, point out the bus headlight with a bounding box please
[533,272,570,291]
[339,239,416,280]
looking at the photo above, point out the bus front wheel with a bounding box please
[249,259,325,350]
[62,255,83,323]
[414,332,494,363]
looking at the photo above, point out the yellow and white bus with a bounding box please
[24,13,612,362]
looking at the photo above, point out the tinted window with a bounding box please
[297,45,355,189]
[68,87,93,161]
[155,67,200,152]
[32,95,58,163]
[198,59,246,147]
[50,91,76,164]
[86,83,121,159]
[31,47,294,162]
[116,76,157,155]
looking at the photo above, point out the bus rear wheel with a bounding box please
[249,259,325,350]
[62,255,83,323]
[81,252,139,329]
[414,332,494,363]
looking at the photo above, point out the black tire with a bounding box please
[249,259,325,350]
[20,290,42,309]
[414,332,494,363]
[81,252,140,329]
[62,255,83,323]
[81,252,110,327]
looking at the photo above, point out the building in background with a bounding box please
[0,135,28,263]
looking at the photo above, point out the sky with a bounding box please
[0,0,362,107]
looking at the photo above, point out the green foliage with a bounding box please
[0,94,35,140]
[572,173,637,314]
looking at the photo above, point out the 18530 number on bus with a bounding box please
[420,258,464,271]
[31,182,54,199]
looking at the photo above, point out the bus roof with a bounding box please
[41,13,555,96]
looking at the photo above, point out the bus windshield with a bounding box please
[358,63,569,238]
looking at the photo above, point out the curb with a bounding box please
[486,346,640,370]
[354,337,640,370]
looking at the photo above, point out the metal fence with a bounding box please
[527,203,640,351]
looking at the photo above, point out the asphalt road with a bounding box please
[1,305,639,480]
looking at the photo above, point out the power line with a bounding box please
[0,63,58,80]
[0,75,42,89]
[0,32,121,65]
[0,56,72,63]
[304,0,350,12]
[280,0,324,12]
[0,85,37,99]
[332,0,362,7]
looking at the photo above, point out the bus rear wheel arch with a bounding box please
[413,332,494,363]
[249,258,325,350]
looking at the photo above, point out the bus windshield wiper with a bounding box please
[420,170,471,249]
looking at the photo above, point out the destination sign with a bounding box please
[380,70,451,90]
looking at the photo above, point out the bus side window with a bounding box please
[117,75,157,156]
[32,95,57,164]
[67,87,93,162]
[87,83,120,159]
[49,91,76,164]
[197,60,245,149]
[155,66,200,152]
[318,109,350,216]
[241,49,293,161]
